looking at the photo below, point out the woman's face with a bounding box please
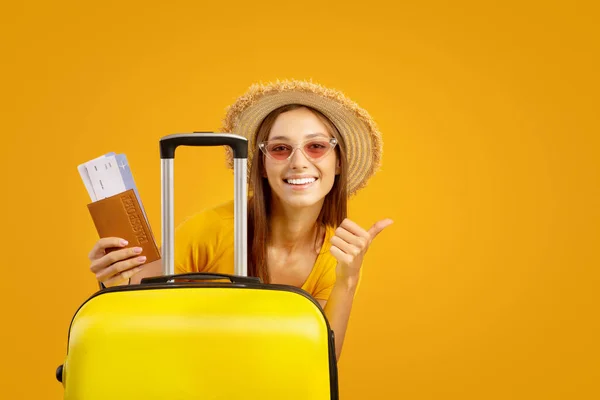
[262,107,339,211]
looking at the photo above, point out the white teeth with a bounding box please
[286,178,316,185]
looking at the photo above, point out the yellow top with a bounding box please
[174,201,338,302]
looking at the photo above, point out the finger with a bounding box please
[88,237,129,260]
[367,219,394,239]
[96,254,147,282]
[340,219,370,240]
[90,246,143,274]
[330,235,361,257]
[334,226,368,249]
[96,256,147,283]
[102,265,145,287]
[330,245,353,266]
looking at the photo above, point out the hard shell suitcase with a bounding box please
[57,133,339,399]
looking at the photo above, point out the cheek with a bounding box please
[326,155,339,174]
[263,160,280,181]
[318,157,338,183]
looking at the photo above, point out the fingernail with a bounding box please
[133,247,143,254]
[121,239,128,246]
[137,256,147,262]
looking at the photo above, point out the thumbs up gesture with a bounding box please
[330,218,394,280]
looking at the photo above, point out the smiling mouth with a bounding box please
[284,177,317,186]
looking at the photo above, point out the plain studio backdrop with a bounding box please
[1,1,598,399]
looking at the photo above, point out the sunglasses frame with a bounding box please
[258,137,338,162]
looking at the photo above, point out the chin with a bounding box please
[290,197,324,210]
[274,187,330,211]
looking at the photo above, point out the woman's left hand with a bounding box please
[330,218,394,280]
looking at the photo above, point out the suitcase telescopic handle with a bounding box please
[159,133,249,278]
[141,273,261,285]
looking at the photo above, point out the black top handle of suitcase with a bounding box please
[159,132,248,159]
[141,273,261,285]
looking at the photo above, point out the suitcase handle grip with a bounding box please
[159,132,248,159]
[56,364,63,383]
[140,272,261,285]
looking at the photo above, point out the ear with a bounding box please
[335,158,341,175]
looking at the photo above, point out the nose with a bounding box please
[289,146,310,169]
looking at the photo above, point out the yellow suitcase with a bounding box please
[57,133,339,399]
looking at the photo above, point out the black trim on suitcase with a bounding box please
[140,272,262,285]
[328,329,339,400]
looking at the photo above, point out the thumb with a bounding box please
[368,218,394,240]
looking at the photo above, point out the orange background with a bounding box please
[1,1,599,398]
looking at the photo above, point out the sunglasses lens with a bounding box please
[303,140,332,159]
[266,143,293,160]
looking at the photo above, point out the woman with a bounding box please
[87,80,393,361]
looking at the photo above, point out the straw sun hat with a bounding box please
[221,79,383,197]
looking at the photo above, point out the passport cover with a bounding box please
[87,189,161,263]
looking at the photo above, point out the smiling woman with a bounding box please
[86,79,393,361]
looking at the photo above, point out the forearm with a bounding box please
[323,274,359,362]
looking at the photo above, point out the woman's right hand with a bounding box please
[88,238,148,287]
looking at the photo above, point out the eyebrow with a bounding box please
[268,133,329,141]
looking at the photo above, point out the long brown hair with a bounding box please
[247,104,348,283]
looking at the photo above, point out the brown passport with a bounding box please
[87,189,161,262]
